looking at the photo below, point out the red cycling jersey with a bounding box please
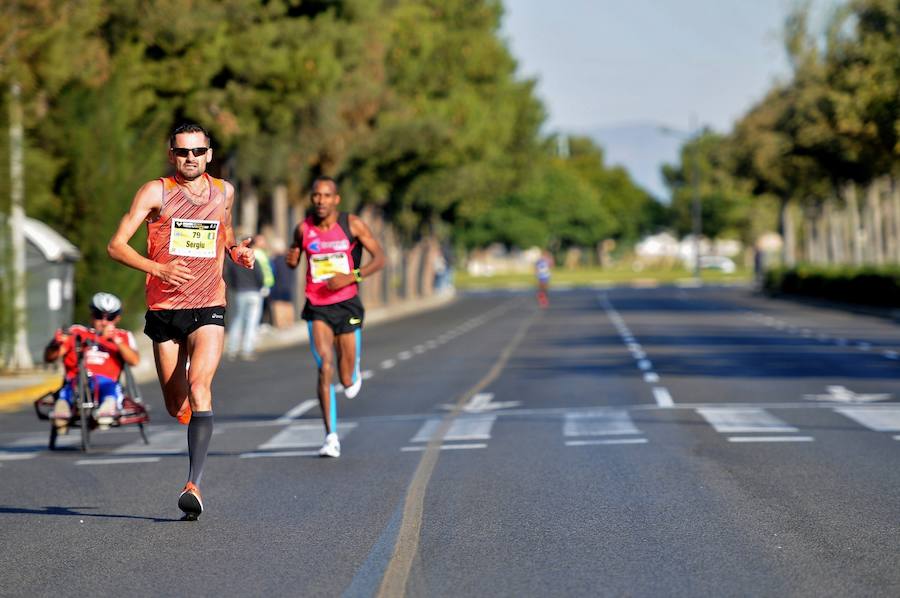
[60,324,137,381]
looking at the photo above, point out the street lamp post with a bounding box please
[660,118,702,281]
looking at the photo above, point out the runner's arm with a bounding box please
[107,181,195,286]
[222,182,255,269]
[285,224,303,269]
[325,216,385,291]
[351,215,385,278]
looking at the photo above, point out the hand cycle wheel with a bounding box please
[75,340,93,452]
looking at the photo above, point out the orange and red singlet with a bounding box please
[145,174,228,310]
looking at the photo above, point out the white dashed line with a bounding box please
[727,436,814,443]
[653,387,674,407]
[565,438,648,446]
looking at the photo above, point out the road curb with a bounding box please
[0,374,61,413]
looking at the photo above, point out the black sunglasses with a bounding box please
[171,147,209,158]
[91,309,119,321]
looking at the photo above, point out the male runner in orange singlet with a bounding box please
[108,123,255,520]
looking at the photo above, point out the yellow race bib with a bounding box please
[169,218,219,258]
[310,252,350,283]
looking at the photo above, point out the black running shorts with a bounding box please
[144,306,226,343]
[301,296,364,335]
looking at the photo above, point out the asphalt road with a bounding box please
[1,285,899,597]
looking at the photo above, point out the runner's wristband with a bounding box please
[353,268,363,282]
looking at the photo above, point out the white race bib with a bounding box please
[169,218,219,258]
[310,252,350,283]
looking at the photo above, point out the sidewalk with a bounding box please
[0,291,457,414]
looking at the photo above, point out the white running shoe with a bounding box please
[344,366,362,399]
[318,433,341,458]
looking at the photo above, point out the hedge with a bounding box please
[763,265,900,307]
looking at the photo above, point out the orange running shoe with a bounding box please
[176,403,192,425]
[178,482,203,520]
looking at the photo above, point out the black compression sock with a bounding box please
[187,411,214,485]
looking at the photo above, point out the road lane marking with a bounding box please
[563,409,640,437]
[653,387,675,408]
[644,372,659,383]
[835,406,900,432]
[400,444,487,452]
[696,408,798,433]
[373,307,539,598]
[565,438,648,446]
[727,436,814,443]
[276,399,318,423]
[380,359,396,369]
[240,450,319,458]
[397,351,412,360]
[76,457,160,465]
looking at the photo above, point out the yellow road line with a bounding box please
[376,305,541,598]
[0,375,60,413]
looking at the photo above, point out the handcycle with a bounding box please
[33,329,150,452]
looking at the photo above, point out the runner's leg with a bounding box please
[308,320,337,434]
[153,340,190,418]
[183,324,224,487]
[336,330,360,388]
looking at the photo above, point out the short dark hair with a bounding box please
[311,175,339,194]
[169,123,210,148]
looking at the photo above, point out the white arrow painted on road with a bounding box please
[440,392,521,413]
[804,385,892,403]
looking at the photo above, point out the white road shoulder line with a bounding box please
[240,450,319,458]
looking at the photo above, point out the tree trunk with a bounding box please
[272,184,289,245]
[8,81,33,369]
[867,181,884,265]
[780,198,797,267]
[892,177,900,263]
[239,180,259,236]
[843,184,863,266]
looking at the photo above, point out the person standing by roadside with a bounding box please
[225,236,265,360]
[286,176,385,458]
[269,237,297,329]
[253,233,275,326]
[107,123,255,520]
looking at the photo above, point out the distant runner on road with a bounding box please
[286,176,385,458]
[535,250,552,308]
[107,122,255,520]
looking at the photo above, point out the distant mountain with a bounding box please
[575,122,686,203]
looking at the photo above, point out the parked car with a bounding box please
[699,256,736,273]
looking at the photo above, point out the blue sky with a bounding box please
[501,0,838,134]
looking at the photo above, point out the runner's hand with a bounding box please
[326,272,353,291]
[286,245,301,268]
[157,258,194,286]
[232,237,255,269]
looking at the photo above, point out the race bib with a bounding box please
[169,218,219,258]
[310,252,350,283]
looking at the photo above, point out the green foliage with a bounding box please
[764,264,900,307]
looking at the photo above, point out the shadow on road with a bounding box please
[0,505,180,523]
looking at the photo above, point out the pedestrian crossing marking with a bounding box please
[410,415,496,443]
[696,408,798,433]
[835,406,900,432]
[115,429,186,455]
[259,422,357,450]
[563,409,640,437]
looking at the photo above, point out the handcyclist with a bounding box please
[44,292,140,432]
[107,122,255,520]
[286,176,385,458]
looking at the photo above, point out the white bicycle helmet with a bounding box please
[90,292,122,317]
